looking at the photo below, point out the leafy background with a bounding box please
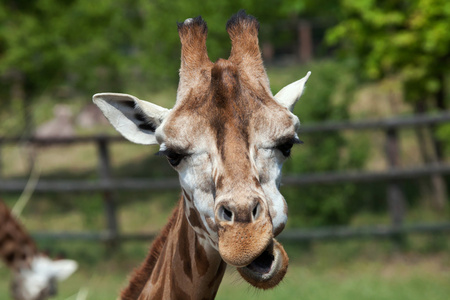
[0,0,449,299]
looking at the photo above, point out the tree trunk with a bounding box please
[297,20,313,63]
[430,73,448,210]
[413,77,448,211]
[432,73,446,160]
[10,70,35,172]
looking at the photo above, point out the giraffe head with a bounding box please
[11,255,78,300]
[94,11,310,290]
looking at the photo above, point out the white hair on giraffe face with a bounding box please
[178,152,219,243]
[13,255,78,300]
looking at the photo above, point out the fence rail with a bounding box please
[1,163,450,192]
[30,222,450,243]
[299,112,450,132]
[1,112,450,243]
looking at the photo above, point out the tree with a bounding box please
[0,0,301,134]
[0,0,134,133]
[327,0,450,109]
[327,0,450,208]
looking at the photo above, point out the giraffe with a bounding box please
[93,11,310,299]
[0,200,78,300]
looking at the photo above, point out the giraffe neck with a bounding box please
[121,197,227,300]
[0,201,38,271]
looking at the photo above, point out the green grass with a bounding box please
[218,257,450,300]
[1,240,449,300]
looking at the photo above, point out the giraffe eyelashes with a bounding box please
[276,142,293,157]
[275,137,302,157]
[156,149,187,167]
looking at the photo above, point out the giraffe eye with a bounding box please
[276,142,294,157]
[275,137,302,157]
[166,151,184,167]
[156,149,186,167]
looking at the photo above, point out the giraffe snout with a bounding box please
[215,198,264,224]
[214,197,273,267]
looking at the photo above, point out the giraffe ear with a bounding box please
[274,71,311,112]
[19,257,78,298]
[93,93,170,145]
[31,257,78,281]
[47,259,78,281]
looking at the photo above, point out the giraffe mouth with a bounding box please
[237,239,289,289]
[246,246,274,274]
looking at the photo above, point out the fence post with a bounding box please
[0,140,2,178]
[298,20,313,63]
[97,137,119,248]
[385,128,406,226]
[428,122,448,210]
[385,128,407,245]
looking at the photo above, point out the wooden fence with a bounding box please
[1,112,450,244]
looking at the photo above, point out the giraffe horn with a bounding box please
[226,10,269,89]
[177,16,212,82]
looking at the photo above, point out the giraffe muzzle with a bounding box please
[215,198,289,289]
[216,219,273,267]
[215,198,274,267]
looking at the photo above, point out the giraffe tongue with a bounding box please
[246,249,274,274]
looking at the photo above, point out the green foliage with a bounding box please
[0,2,269,133]
[325,0,450,190]
[437,123,450,156]
[0,0,142,96]
[327,0,450,103]
[278,61,369,227]
[0,0,309,100]
[0,0,317,134]
[0,2,372,227]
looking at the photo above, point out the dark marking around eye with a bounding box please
[275,136,302,157]
[276,136,302,146]
[277,143,293,157]
[156,148,188,167]
[5,252,15,263]
[216,175,224,191]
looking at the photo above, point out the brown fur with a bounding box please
[178,16,211,72]
[0,201,38,270]
[121,197,226,300]
[194,235,210,277]
[120,201,182,300]
[162,7,291,275]
[179,227,194,281]
[177,16,213,104]
[227,11,270,93]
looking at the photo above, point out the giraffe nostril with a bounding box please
[252,202,260,221]
[223,207,233,221]
[218,205,233,222]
